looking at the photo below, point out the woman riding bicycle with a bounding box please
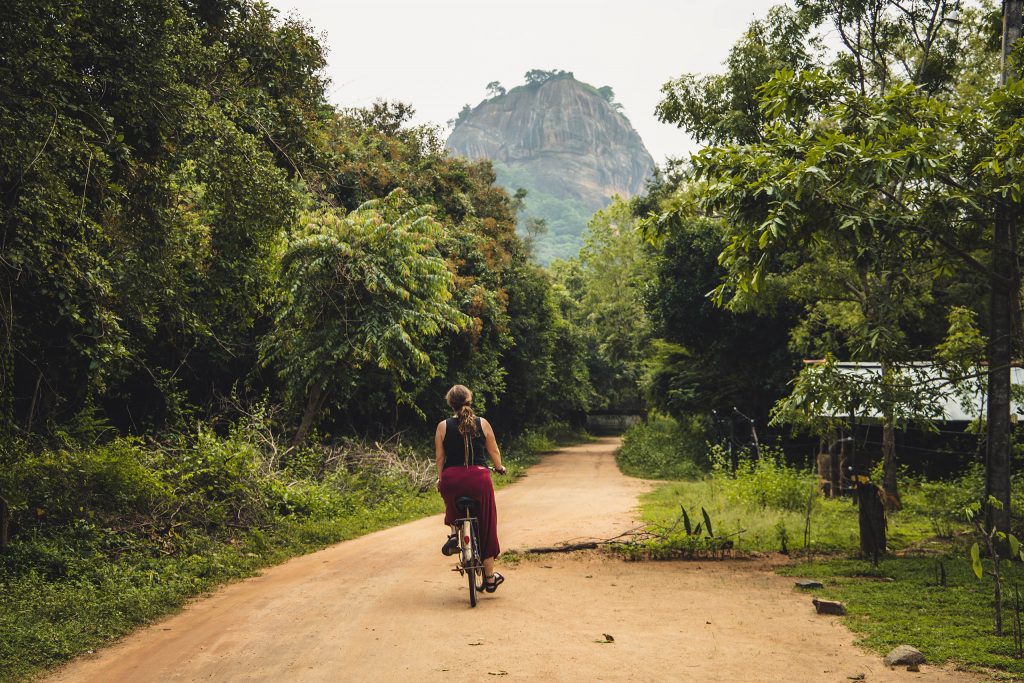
[435,384,505,593]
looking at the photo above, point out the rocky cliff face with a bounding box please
[446,74,655,262]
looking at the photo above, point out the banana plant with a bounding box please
[967,498,1024,636]
[680,506,716,538]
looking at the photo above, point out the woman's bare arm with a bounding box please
[481,418,504,472]
[434,421,446,480]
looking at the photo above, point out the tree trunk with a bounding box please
[988,0,1024,537]
[988,205,1013,534]
[857,483,886,565]
[292,383,326,447]
[882,419,901,510]
[879,360,901,510]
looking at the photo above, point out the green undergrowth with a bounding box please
[624,415,977,554]
[0,419,584,682]
[623,415,1024,675]
[616,414,709,480]
[639,478,952,555]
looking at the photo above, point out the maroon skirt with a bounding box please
[439,465,500,559]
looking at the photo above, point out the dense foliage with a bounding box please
[551,198,653,412]
[0,0,596,610]
[637,0,1024,514]
[0,0,592,449]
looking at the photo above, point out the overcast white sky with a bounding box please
[266,0,788,165]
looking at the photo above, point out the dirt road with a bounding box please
[49,438,976,682]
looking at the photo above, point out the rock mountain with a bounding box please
[446,72,655,263]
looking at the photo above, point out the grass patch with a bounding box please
[639,478,950,555]
[628,436,1024,674]
[779,556,1024,674]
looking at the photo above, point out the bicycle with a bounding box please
[452,494,486,607]
[450,466,503,608]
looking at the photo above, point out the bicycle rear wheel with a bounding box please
[467,560,478,607]
[472,520,486,592]
[461,518,479,608]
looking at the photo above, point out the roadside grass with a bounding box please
[616,414,708,480]
[640,478,956,555]
[0,421,584,682]
[0,494,444,682]
[621,415,1024,674]
[637,476,1024,675]
[778,557,1024,675]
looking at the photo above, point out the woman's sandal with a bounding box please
[483,572,504,593]
[441,534,459,556]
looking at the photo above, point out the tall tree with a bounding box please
[658,0,1000,507]
[261,190,469,444]
[0,0,331,432]
[556,198,654,411]
[987,0,1023,532]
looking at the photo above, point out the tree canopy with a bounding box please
[0,0,595,448]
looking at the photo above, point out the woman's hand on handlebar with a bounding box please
[492,465,506,475]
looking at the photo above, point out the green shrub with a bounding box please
[501,421,588,464]
[0,415,591,681]
[537,421,589,445]
[5,438,173,528]
[616,415,708,480]
[164,426,283,530]
[710,445,815,511]
[611,533,733,561]
[516,429,557,454]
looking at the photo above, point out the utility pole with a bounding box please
[987,0,1023,533]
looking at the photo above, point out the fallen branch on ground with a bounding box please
[525,542,599,553]
[522,508,744,561]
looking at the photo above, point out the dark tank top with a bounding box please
[442,417,488,469]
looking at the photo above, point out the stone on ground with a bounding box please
[884,645,925,667]
[812,598,846,615]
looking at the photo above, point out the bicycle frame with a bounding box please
[452,505,484,607]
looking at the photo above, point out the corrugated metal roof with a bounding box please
[802,361,1024,422]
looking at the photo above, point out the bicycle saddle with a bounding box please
[456,496,478,510]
